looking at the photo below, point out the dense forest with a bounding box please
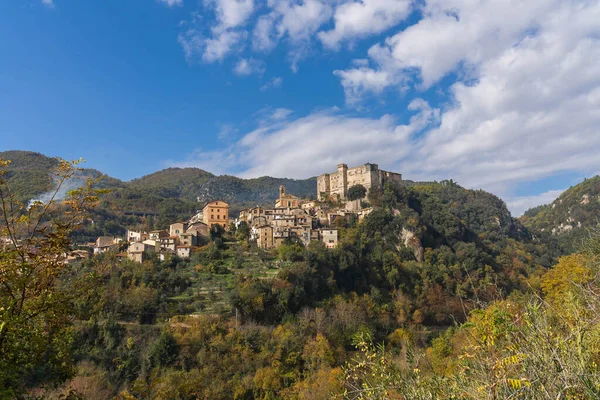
[1,155,599,399]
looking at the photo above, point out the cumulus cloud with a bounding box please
[179,0,417,70]
[157,0,183,7]
[178,0,255,63]
[327,0,600,211]
[210,0,255,30]
[334,67,399,104]
[173,100,439,178]
[172,0,600,215]
[233,57,265,76]
[319,0,412,49]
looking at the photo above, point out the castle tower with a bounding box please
[337,163,348,199]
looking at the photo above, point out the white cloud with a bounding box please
[210,0,255,30]
[255,0,334,70]
[178,23,246,63]
[233,57,265,76]
[173,100,439,178]
[172,0,600,218]
[334,67,398,104]
[42,0,55,8]
[319,0,412,50]
[158,0,183,7]
[271,108,292,121]
[260,76,283,91]
[506,189,565,217]
[178,0,255,63]
[330,0,600,202]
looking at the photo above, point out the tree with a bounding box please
[347,184,367,201]
[0,158,101,395]
[210,224,225,241]
[236,221,250,241]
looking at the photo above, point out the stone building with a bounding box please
[320,228,339,249]
[275,186,300,208]
[127,242,153,263]
[317,163,402,201]
[202,200,230,229]
[169,222,188,237]
[256,225,274,249]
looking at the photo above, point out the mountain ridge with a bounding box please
[521,175,600,252]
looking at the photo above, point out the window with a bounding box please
[329,240,334,243]
[217,215,220,219]
[211,214,214,219]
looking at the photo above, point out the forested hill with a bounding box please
[108,167,316,212]
[0,151,316,229]
[0,150,122,201]
[521,176,600,252]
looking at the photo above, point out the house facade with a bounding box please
[320,228,339,249]
[202,200,230,229]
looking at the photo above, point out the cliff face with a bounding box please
[400,226,424,262]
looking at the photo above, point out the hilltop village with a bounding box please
[91,163,402,262]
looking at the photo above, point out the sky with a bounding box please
[1,0,599,216]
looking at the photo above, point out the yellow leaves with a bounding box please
[493,353,527,370]
[541,253,593,306]
[507,378,531,389]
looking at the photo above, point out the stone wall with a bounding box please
[317,163,402,201]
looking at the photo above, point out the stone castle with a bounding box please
[317,163,402,201]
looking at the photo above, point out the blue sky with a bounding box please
[1,0,599,215]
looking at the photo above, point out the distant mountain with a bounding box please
[521,176,600,252]
[0,150,122,202]
[0,151,316,237]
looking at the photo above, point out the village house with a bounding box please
[301,200,316,211]
[126,230,149,243]
[179,232,198,247]
[169,222,188,237]
[202,200,230,229]
[255,225,274,249]
[186,220,210,238]
[320,228,339,249]
[273,226,292,248]
[176,245,191,259]
[127,241,154,263]
[149,230,169,240]
[159,236,177,252]
[93,236,120,254]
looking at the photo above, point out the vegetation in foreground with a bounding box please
[2,158,599,399]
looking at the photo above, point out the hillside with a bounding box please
[521,176,600,252]
[0,150,122,202]
[2,151,575,399]
[107,167,316,212]
[0,151,316,239]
